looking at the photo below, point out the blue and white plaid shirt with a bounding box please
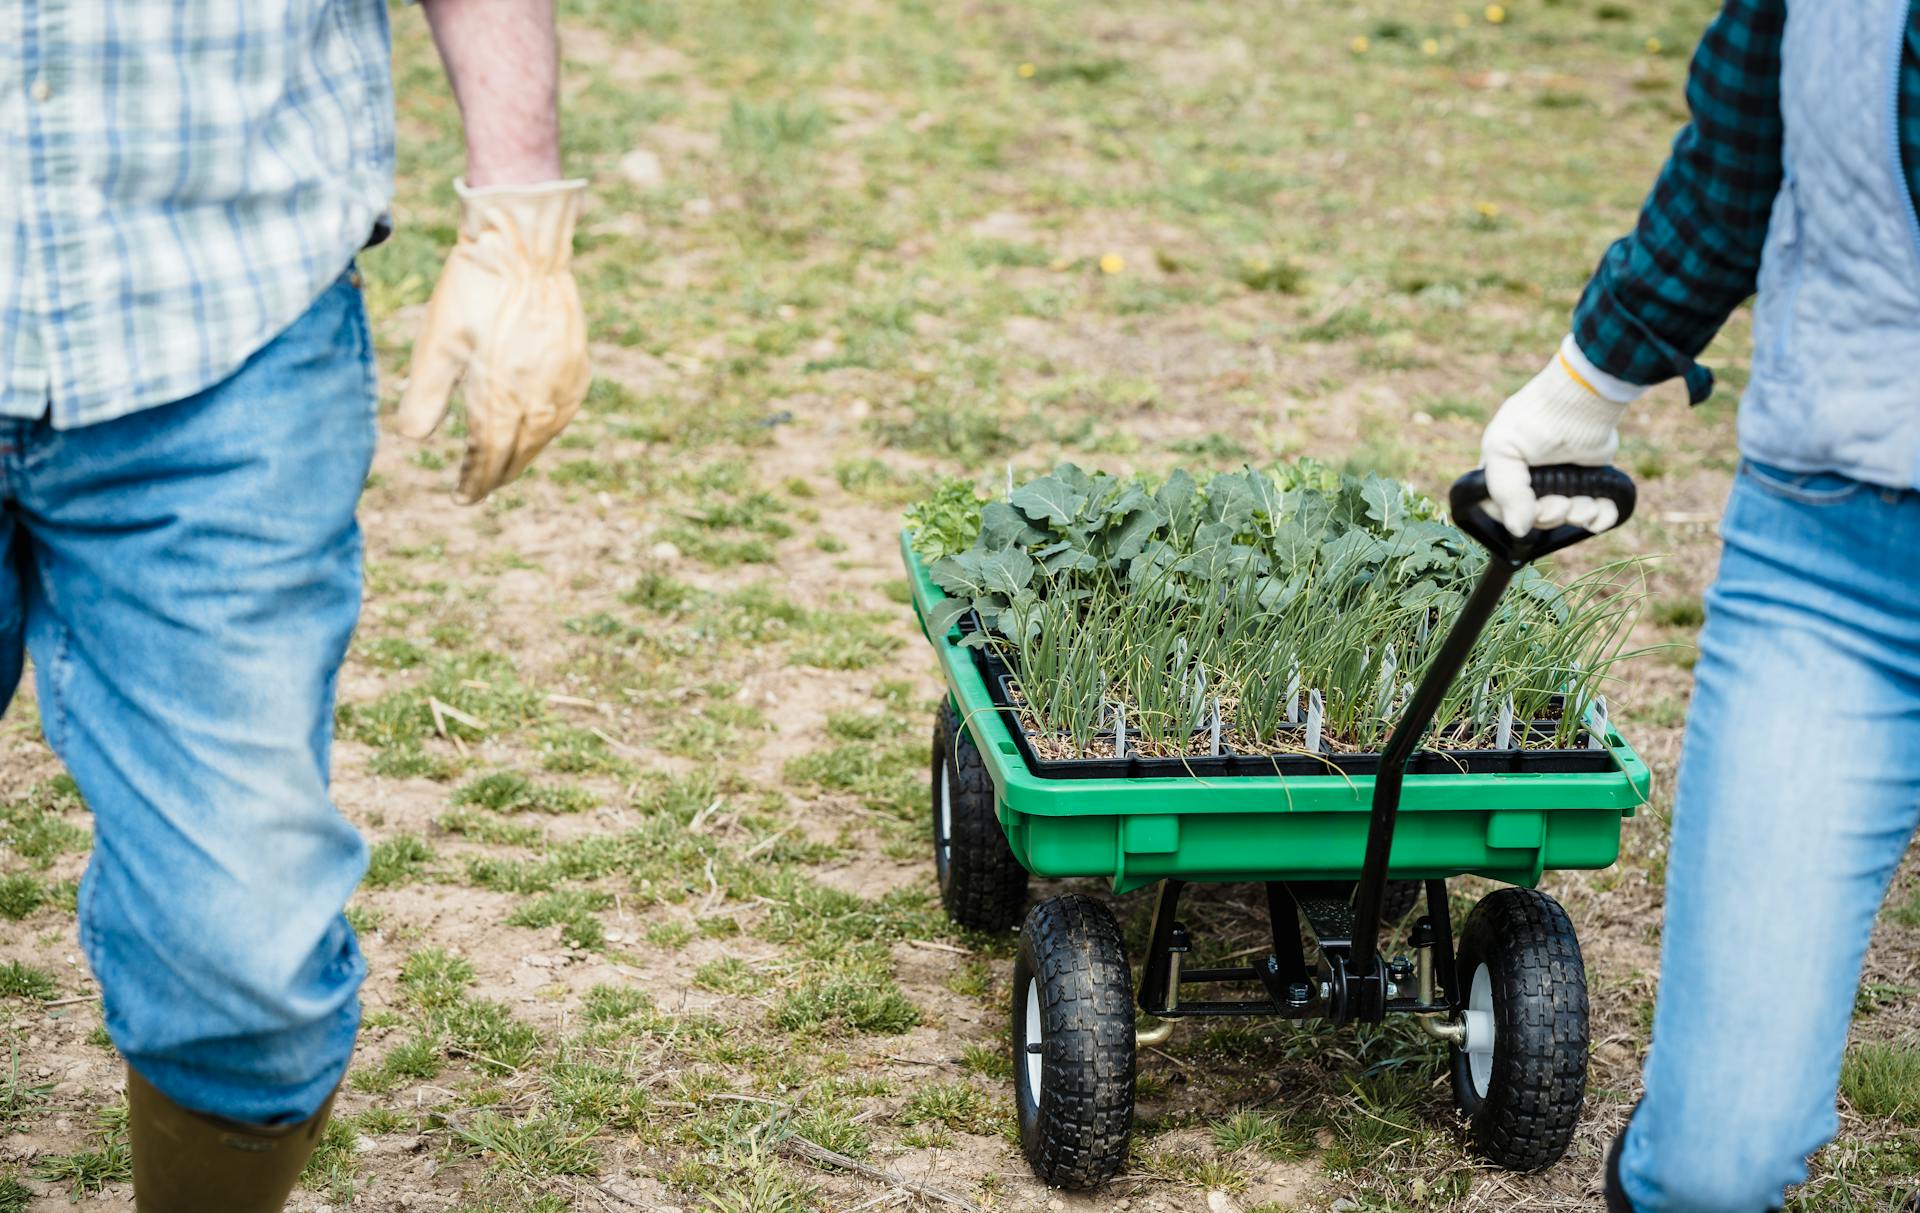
[0,2,396,429]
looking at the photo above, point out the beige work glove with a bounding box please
[396,178,591,504]
[1479,336,1639,537]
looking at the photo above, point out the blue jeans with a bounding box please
[1620,460,1920,1212]
[0,271,374,1125]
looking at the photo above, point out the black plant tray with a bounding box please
[964,636,1618,782]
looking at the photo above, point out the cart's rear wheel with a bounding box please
[1012,895,1134,1189]
[1380,880,1421,924]
[1449,886,1589,1171]
[932,703,1027,931]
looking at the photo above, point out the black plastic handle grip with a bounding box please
[1449,464,1637,564]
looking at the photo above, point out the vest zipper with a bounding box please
[1890,0,1920,272]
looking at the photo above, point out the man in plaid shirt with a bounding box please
[0,3,588,1208]
[1482,2,1920,1209]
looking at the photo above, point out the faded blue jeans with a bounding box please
[1619,460,1920,1212]
[0,270,373,1125]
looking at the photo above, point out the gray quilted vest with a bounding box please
[1741,0,1920,489]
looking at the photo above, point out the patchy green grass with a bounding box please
[4,0,1906,1208]
[1843,1042,1920,1125]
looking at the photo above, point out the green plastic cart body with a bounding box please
[903,531,1649,895]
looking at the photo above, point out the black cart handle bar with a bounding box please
[1345,465,1635,1016]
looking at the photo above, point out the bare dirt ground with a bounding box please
[0,1,1916,1210]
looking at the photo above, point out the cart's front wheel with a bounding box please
[932,704,1027,931]
[1012,895,1135,1190]
[1449,886,1589,1171]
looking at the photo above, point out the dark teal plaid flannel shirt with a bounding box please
[1572,0,1920,402]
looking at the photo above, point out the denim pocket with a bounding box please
[1739,459,1865,506]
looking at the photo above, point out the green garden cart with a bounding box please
[904,466,1650,1189]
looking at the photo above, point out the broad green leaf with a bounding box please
[923,596,974,636]
[1103,483,1155,521]
[1246,472,1286,529]
[929,551,991,598]
[1106,503,1168,563]
[1359,476,1403,529]
[1155,468,1200,534]
[1039,544,1098,574]
[1010,475,1087,527]
[978,500,1047,549]
[1320,529,1388,569]
[1053,463,1097,496]
[977,545,1035,596]
[1204,471,1259,531]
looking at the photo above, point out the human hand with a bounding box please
[395,178,591,504]
[1480,341,1634,537]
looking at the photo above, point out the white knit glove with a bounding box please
[1480,336,1640,537]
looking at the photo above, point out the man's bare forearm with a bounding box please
[421,0,565,187]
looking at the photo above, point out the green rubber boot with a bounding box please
[125,1066,336,1213]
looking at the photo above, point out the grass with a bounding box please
[0,0,1910,1208]
[453,1110,600,1180]
[35,1106,131,1199]
[0,963,55,1001]
[454,771,598,814]
[1842,1042,1920,1125]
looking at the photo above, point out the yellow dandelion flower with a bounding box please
[1422,37,1441,55]
[1099,253,1125,275]
[1017,62,1036,78]
[1484,4,1507,23]
[1645,36,1663,54]
[1350,34,1371,53]
[1453,11,1473,27]
[1476,201,1501,218]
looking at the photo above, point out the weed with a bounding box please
[455,771,597,814]
[899,1080,1001,1135]
[454,1110,599,1179]
[506,889,611,950]
[400,946,476,1008]
[773,960,921,1036]
[365,834,434,888]
[1842,1042,1920,1124]
[0,963,53,1001]
[0,875,45,921]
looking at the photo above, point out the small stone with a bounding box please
[649,541,681,562]
[682,196,713,218]
[618,148,666,189]
[1208,1193,1240,1213]
[1332,1200,1361,1213]
[524,954,554,969]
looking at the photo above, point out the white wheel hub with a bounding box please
[1464,962,1497,1098]
[1023,978,1045,1101]
[938,762,953,865]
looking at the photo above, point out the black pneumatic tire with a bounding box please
[1380,880,1421,924]
[932,704,1028,931]
[1449,886,1590,1171]
[1012,895,1136,1190]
